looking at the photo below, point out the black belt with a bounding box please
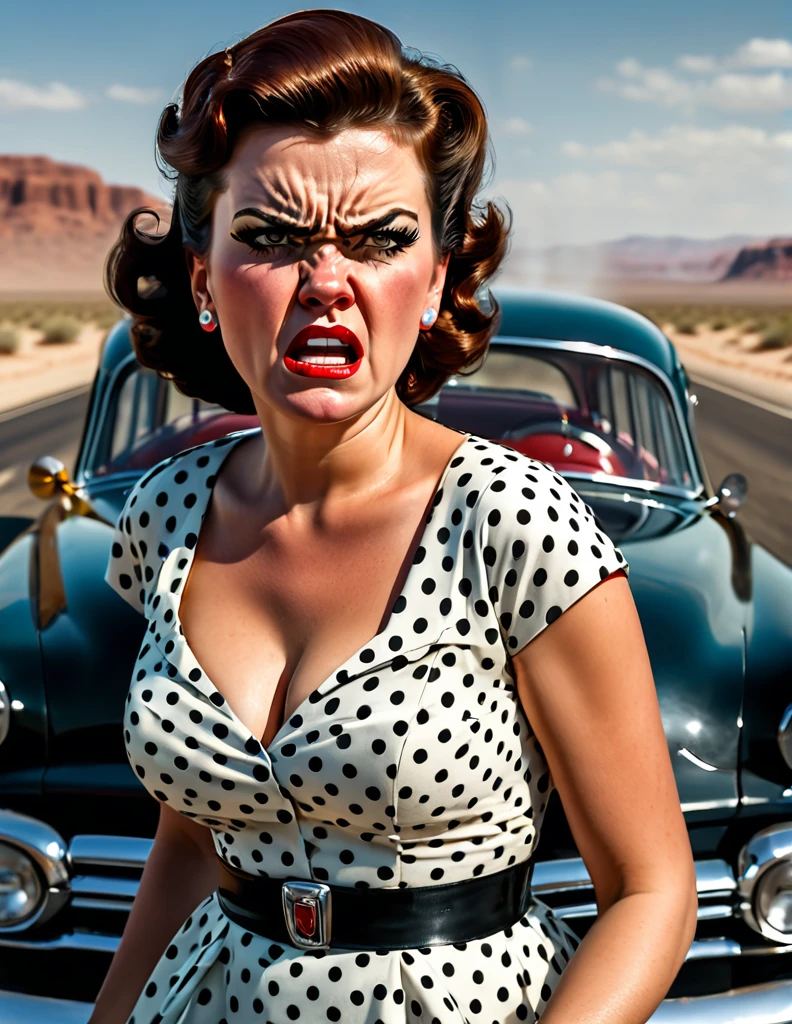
[216,854,535,951]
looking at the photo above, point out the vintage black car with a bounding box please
[1,288,791,1022]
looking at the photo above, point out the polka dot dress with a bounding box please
[105,429,630,1024]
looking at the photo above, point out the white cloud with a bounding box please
[107,84,163,105]
[563,123,792,168]
[729,38,792,69]
[615,57,642,78]
[598,64,694,108]
[676,54,716,74]
[508,55,532,70]
[598,57,792,111]
[503,117,533,136]
[493,123,791,246]
[708,71,792,111]
[0,78,85,112]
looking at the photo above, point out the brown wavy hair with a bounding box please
[105,9,511,413]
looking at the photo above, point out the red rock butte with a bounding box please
[0,155,171,292]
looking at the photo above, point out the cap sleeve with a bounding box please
[478,456,630,657]
[104,477,154,616]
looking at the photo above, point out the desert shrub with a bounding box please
[674,319,699,335]
[40,315,81,344]
[752,321,792,351]
[0,325,21,355]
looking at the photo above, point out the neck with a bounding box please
[244,390,416,512]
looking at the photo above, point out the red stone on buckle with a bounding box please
[294,899,316,938]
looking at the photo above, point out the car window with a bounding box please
[91,343,694,493]
[431,345,694,491]
[90,364,258,477]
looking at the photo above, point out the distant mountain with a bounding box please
[503,234,768,285]
[0,155,170,292]
[722,238,792,281]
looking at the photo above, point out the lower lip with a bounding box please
[283,354,362,379]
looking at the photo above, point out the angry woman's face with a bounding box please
[188,125,449,427]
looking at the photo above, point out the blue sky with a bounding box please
[2,0,789,246]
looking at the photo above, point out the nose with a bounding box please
[297,243,354,312]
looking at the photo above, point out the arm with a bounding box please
[512,571,698,1024]
[87,804,220,1024]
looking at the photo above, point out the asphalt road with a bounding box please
[0,379,790,567]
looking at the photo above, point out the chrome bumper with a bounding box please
[648,979,792,1023]
[1,823,792,1022]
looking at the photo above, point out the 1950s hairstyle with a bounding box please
[105,8,511,412]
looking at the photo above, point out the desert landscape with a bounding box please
[0,154,790,414]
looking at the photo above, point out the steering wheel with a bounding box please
[501,418,620,461]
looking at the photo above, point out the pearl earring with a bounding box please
[419,307,438,331]
[198,309,217,332]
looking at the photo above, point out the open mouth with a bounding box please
[283,325,364,379]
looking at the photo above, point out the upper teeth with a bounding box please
[305,338,349,347]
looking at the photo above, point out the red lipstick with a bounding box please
[283,325,364,379]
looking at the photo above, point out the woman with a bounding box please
[95,9,697,1024]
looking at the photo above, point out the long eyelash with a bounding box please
[370,225,420,259]
[230,224,420,259]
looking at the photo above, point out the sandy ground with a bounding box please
[664,324,792,409]
[0,318,790,416]
[0,324,106,414]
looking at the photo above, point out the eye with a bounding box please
[230,225,291,250]
[254,227,289,246]
[369,231,397,250]
[360,225,420,258]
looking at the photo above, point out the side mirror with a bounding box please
[716,472,748,518]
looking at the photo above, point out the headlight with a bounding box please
[0,841,44,925]
[737,823,792,944]
[0,811,70,931]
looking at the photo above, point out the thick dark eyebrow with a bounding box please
[231,207,418,238]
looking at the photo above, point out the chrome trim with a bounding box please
[69,834,152,870]
[680,798,739,812]
[686,937,742,959]
[647,978,792,1023]
[78,349,137,483]
[678,748,720,772]
[564,474,702,502]
[0,990,93,1024]
[282,880,332,950]
[2,832,792,964]
[532,856,736,897]
[0,811,70,931]
[0,679,9,747]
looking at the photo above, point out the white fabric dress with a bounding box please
[105,428,630,1024]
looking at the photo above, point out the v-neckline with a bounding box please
[158,427,474,756]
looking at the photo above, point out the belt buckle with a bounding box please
[282,880,332,950]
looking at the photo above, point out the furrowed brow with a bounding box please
[231,207,418,239]
[232,209,316,237]
[335,208,418,238]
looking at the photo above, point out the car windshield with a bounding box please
[90,343,695,493]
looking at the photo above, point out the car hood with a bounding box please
[585,486,746,821]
